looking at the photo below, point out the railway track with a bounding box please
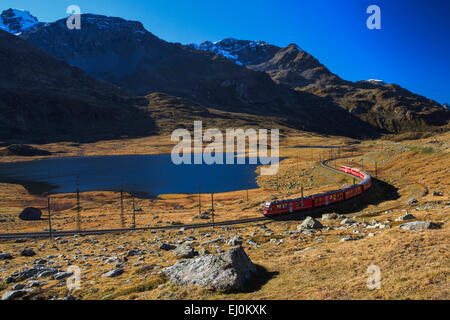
[0,157,364,240]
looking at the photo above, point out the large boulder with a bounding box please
[395,213,416,221]
[163,246,259,292]
[174,245,195,259]
[19,207,42,221]
[399,221,441,231]
[297,216,323,230]
[0,253,13,260]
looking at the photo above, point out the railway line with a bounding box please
[0,157,370,240]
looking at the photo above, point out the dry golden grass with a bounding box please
[0,130,448,300]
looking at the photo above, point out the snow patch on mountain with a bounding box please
[189,38,275,66]
[0,8,41,35]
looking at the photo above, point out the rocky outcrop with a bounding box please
[298,216,323,230]
[163,246,259,292]
[399,221,441,231]
[0,145,51,157]
[395,213,416,221]
[19,207,42,221]
[173,245,195,259]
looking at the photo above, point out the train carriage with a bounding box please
[263,164,372,217]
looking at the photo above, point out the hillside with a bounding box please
[0,30,155,143]
[17,13,448,137]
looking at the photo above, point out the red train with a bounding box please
[263,165,372,217]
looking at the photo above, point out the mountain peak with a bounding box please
[0,8,41,35]
[189,38,280,66]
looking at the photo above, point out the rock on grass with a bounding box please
[163,246,259,292]
[399,221,441,231]
[298,217,323,230]
[102,269,124,278]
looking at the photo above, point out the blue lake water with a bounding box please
[0,154,280,197]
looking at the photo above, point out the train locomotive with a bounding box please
[263,165,372,217]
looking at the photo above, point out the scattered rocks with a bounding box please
[159,243,176,251]
[174,245,195,259]
[2,289,33,300]
[298,217,323,230]
[322,213,338,221]
[126,250,145,257]
[395,213,416,221]
[20,249,36,257]
[102,269,124,278]
[6,265,58,283]
[399,221,441,231]
[0,253,13,260]
[12,284,25,291]
[52,271,73,280]
[433,192,443,196]
[19,207,42,221]
[163,246,259,292]
[227,236,243,246]
[341,218,357,225]
[407,198,418,205]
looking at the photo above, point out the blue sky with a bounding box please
[5,0,450,104]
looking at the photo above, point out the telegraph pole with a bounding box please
[48,197,53,241]
[132,194,136,229]
[246,177,249,202]
[211,193,215,229]
[120,179,125,229]
[375,162,378,179]
[76,176,81,232]
[198,182,202,216]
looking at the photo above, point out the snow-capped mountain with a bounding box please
[189,38,280,66]
[0,8,42,35]
[6,8,446,136]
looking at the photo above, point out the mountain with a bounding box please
[0,30,155,143]
[188,38,280,66]
[190,38,448,132]
[16,10,449,136]
[19,13,385,138]
[190,39,342,87]
[0,9,41,35]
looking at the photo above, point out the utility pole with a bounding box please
[211,193,215,229]
[132,194,136,229]
[48,197,53,241]
[198,182,202,216]
[246,177,249,202]
[375,162,378,179]
[276,172,279,191]
[361,158,364,171]
[301,185,304,199]
[76,176,81,232]
[120,179,125,229]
